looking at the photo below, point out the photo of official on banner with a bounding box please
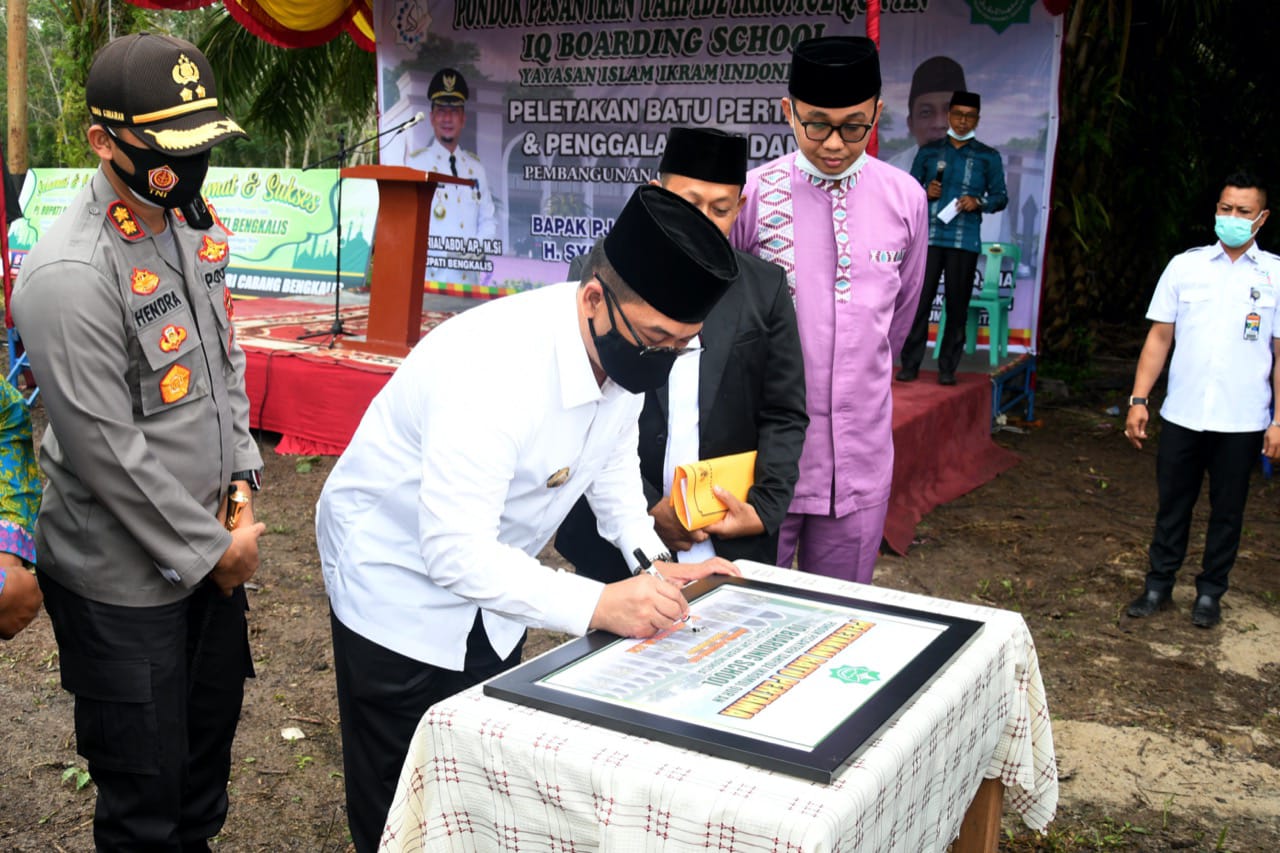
[375,0,1060,351]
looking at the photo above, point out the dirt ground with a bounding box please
[1,361,1278,852]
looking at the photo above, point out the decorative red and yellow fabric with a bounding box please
[125,0,374,51]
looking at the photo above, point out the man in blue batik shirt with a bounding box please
[899,90,1008,385]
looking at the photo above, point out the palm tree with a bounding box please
[198,9,376,169]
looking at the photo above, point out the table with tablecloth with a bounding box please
[379,562,1058,852]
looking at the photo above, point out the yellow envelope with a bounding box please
[671,450,757,531]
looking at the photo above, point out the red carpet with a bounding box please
[883,374,1020,555]
[236,298,1018,549]
[237,299,452,455]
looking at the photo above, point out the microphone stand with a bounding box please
[297,114,423,348]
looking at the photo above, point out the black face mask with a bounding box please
[588,288,679,394]
[107,129,211,210]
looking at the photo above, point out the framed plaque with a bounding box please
[484,575,983,783]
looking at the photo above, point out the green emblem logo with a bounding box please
[964,0,1035,34]
[830,665,881,685]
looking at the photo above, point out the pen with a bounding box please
[633,548,667,582]
[634,549,692,627]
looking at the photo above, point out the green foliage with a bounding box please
[1,5,372,171]
[199,11,376,168]
[294,455,321,474]
[60,765,92,792]
[1042,1,1280,367]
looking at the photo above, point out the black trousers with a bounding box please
[1146,421,1263,599]
[330,609,525,853]
[899,245,980,376]
[38,572,252,852]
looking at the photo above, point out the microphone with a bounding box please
[403,111,426,130]
[933,159,946,184]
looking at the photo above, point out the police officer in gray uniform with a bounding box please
[12,33,266,850]
[400,68,497,285]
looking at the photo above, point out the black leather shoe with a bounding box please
[896,367,919,382]
[938,372,957,386]
[1126,588,1172,618]
[1191,594,1221,628]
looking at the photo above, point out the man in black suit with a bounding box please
[556,127,807,580]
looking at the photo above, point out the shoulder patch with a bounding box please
[107,201,145,242]
[130,267,160,295]
[159,364,192,404]
[197,235,229,263]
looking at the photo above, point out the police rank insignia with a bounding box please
[172,53,207,101]
[159,364,192,403]
[130,267,160,295]
[198,235,229,263]
[546,467,570,488]
[159,324,187,353]
[108,202,144,241]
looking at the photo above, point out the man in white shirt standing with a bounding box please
[317,184,740,853]
[1124,170,1280,629]
[401,67,497,285]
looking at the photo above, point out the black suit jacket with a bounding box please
[556,249,807,582]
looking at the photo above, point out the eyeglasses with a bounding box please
[949,109,979,124]
[796,106,879,144]
[598,279,703,358]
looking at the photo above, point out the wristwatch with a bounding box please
[1127,396,1148,407]
[231,469,262,491]
[633,549,673,577]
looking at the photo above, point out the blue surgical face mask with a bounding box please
[947,128,976,142]
[1215,213,1263,249]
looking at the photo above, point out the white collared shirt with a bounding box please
[1147,241,1280,432]
[317,282,666,669]
[659,337,715,563]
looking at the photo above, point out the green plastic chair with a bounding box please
[932,241,1020,366]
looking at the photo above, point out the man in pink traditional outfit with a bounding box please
[730,36,928,583]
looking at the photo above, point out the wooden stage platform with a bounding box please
[236,294,1024,554]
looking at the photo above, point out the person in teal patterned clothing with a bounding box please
[0,378,41,639]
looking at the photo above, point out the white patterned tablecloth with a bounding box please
[381,562,1058,852]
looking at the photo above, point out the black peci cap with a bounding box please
[428,68,469,105]
[950,91,981,110]
[86,33,247,155]
[659,128,748,188]
[603,185,738,324]
[909,56,967,107]
[789,36,881,109]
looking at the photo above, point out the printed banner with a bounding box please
[543,584,943,750]
[374,0,1060,351]
[6,167,379,298]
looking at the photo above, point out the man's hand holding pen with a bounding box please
[588,552,740,638]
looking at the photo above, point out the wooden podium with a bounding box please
[335,165,475,357]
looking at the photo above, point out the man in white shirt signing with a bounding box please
[317,184,741,853]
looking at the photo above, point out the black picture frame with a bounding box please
[484,575,984,783]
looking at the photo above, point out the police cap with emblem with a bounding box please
[659,127,748,188]
[603,185,738,324]
[86,32,247,155]
[429,68,469,106]
[788,36,881,109]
